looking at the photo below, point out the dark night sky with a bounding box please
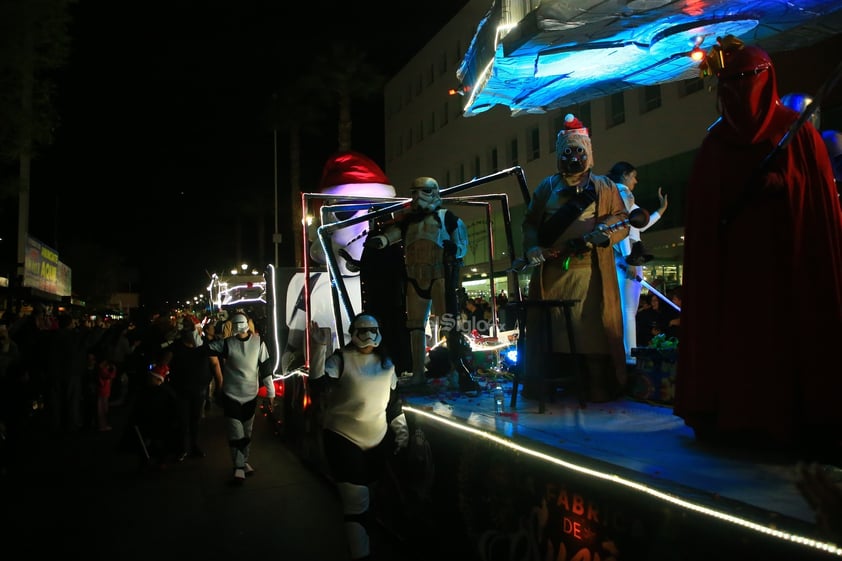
[30,0,469,309]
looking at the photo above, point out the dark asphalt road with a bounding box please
[1,398,423,561]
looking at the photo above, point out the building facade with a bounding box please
[382,0,842,298]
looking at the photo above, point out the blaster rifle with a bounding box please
[508,208,650,273]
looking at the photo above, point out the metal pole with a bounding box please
[273,128,279,268]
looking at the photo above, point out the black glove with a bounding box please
[364,234,388,249]
[589,226,611,248]
[443,239,458,256]
[337,248,361,272]
[625,241,653,266]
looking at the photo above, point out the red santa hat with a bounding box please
[318,151,395,197]
[150,363,170,381]
[559,113,589,137]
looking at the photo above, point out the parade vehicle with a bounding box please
[257,1,842,557]
[257,165,839,560]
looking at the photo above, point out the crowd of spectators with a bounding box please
[0,305,211,474]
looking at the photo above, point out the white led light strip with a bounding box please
[403,404,842,557]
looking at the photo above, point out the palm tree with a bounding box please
[267,83,327,267]
[311,41,386,151]
[266,41,386,267]
[0,0,74,283]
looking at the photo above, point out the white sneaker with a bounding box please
[233,468,246,481]
[244,463,255,477]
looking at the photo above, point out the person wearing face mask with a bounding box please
[675,36,842,456]
[309,313,409,561]
[521,114,631,403]
[167,316,215,461]
[207,311,276,483]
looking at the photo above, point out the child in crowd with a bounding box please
[96,357,118,431]
[129,362,179,471]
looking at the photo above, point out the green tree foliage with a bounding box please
[0,0,75,281]
[0,0,75,163]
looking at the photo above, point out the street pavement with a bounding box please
[1,398,418,561]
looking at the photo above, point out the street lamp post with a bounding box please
[272,127,281,268]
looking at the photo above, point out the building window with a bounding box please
[642,85,662,113]
[474,155,481,178]
[527,126,540,161]
[428,112,436,135]
[607,92,625,128]
[459,162,466,184]
[426,64,435,86]
[680,77,705,97]
[438,52,448,76]
[510,138,519,166]
[550,112,565,150]
[418,120,424,143]
[445,170,451,186]
[442,102,449,127]
[578,101,592,129]
[490,147,499,172]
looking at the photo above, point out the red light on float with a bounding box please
[257,378,284,398]
[689,46,705,62]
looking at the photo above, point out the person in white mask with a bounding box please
[309,313,409,560]
[207,311,276,483]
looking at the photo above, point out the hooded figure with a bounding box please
[521,114,630,403]
[675,36,842,453]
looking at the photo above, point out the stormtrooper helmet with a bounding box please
[350,313,382,349]
[410,177,442,212]
[231,313,249,335]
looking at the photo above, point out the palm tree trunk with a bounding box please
[337,92,352,152]
[16,10,34,284]
[288,122,303,267]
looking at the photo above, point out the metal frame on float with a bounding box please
[279,165,532,378]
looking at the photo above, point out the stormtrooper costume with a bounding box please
[365,177,469,387]
[281,151,396,372]
[310,314,409,560]
[207,312,275,482]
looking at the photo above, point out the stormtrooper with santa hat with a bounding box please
[282,151,397,373]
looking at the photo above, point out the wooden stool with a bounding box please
[508,299,586,412]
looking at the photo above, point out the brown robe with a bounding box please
[521,172,629,401]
